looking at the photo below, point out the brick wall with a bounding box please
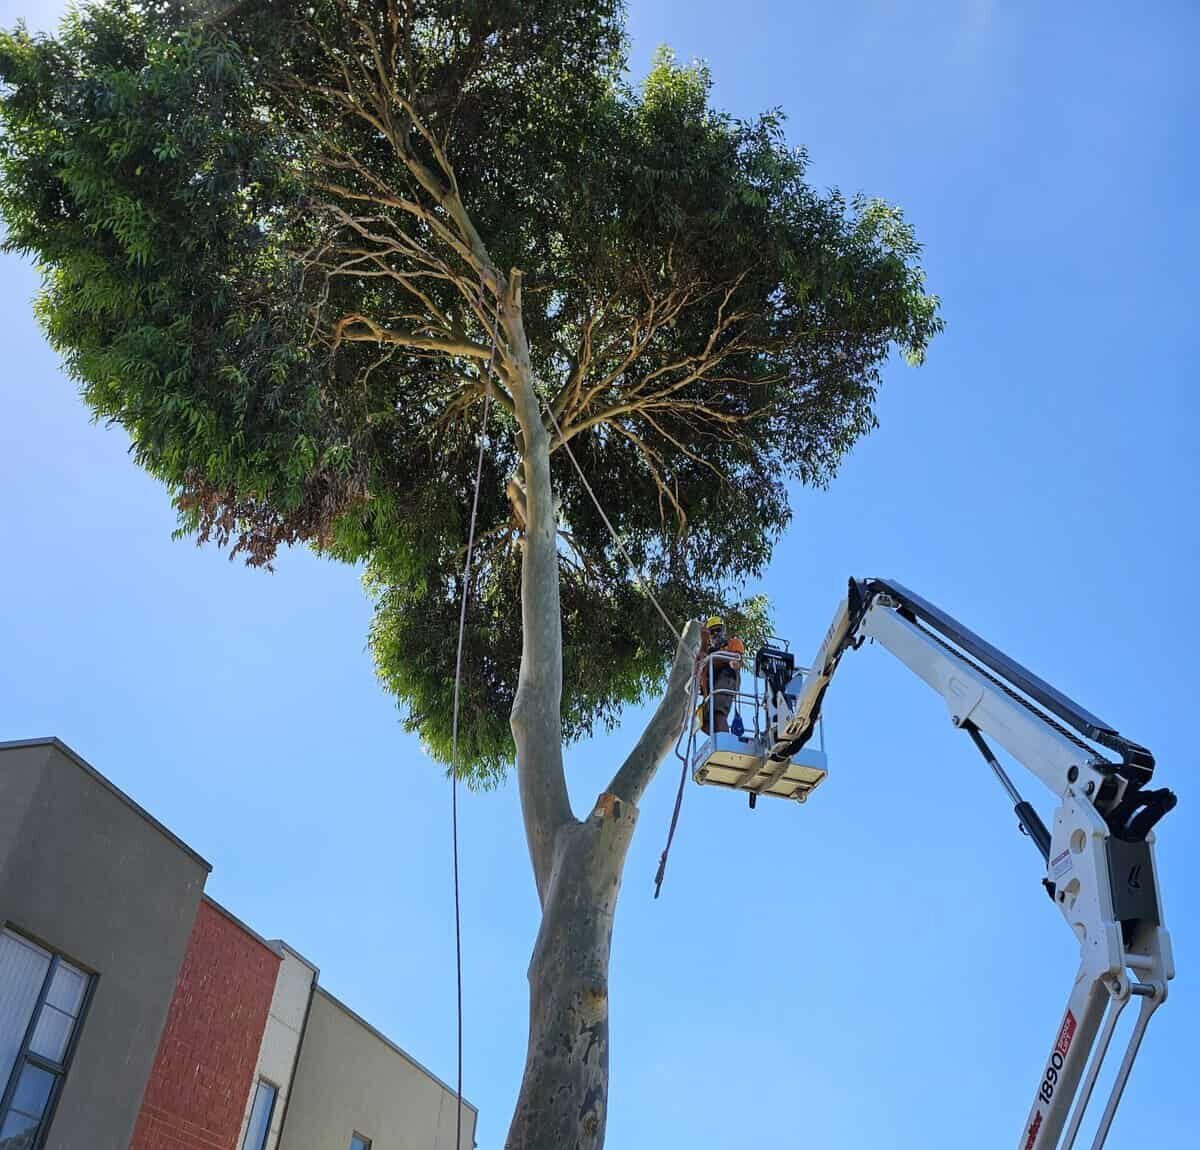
[129,899,281,1150]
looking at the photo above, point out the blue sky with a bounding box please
[2,2,1197,1147]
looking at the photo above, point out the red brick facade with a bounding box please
[129,899,280,1150]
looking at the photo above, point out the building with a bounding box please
[0,738,476,1150]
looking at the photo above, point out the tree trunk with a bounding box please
[504,793,636,1150]
[499,270,701,1149]
[502,623,698,1150]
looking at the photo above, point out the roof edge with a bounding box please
[199,896,321,977]
[270,938,321,977]
[313,986,478,1116]
[0,737,212,872]
[201,894,286,960]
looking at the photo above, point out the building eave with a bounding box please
[0,737,212,872]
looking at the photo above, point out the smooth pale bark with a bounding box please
[504,272,575,906]
[502,637,699,1150]
[501,280,700,1146]
[504,795,634,1149]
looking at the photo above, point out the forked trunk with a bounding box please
[504,793,636,1150]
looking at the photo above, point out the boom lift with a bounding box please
[685,579,1176,1150]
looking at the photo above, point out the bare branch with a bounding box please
[332,314,494,359]
[608,620,703,806]
[640,411,730,485]
[609,422,688,535]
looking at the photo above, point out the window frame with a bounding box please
[240,1076,280,1150]
[349,1134,372,1150]
[0,926,95,1150]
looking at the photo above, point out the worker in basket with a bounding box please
[696,616,745,734]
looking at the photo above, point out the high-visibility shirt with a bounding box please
[697,635,745,692]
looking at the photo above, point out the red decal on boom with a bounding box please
[1038,1010,1079,1107]
[1056,1010,1078,1057]
[1024,1111,1043,1150]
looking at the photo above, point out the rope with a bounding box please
[655,697,697,898]
[447,290,498,1150]
[536,402,697,896]
[541,403,682,644]
[444,283,690,1141]
[537,401,705,901]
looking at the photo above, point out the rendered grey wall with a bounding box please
[0,739,209,1150]
[279,989,477,1150]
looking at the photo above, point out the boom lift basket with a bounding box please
[687,641,828,804]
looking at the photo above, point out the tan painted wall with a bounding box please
[236,943,318,1150]
[278,989,476,1150]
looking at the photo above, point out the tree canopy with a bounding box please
[0,0,941,782]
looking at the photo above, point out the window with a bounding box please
[240,1079,278,1150]
[0,929,91,1150]
[349,1136,371,1150]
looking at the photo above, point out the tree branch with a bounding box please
[332,314,494,359]
[608,422,687,535]
[607,620,702,806]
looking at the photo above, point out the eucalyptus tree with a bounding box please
[0,3,941,1145]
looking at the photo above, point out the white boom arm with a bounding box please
[771,580,1176,1150]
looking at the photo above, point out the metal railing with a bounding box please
[676,647,824,760]
[695,648,757,738]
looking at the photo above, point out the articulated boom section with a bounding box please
[689,578,1176,1150]
[1019,791,1173,1150]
